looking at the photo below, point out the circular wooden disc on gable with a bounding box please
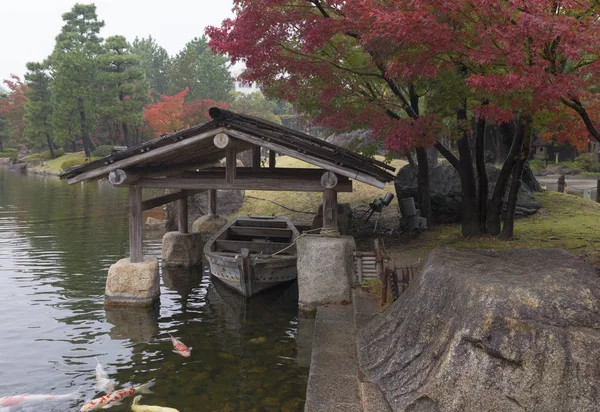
[321,171,338,189]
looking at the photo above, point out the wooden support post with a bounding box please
[208,189,217,216]
[178,189,188,233]
[252,146,261,173]
[596,180,600,203]
[226,148,236,183]
[129,186,143,263]
[269,149,276,169]
[322,188,338,231]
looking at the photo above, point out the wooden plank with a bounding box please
[269,150,276,169]
[141,189,203,211]
[229,226,293,238]
[234,219,289,228]
[66,127,227,184]
[178,189,188,233]
[252,146,261,173]
[216,239,295,254]
[134,176,353,192]
[184,167,350,180]
[224,128,387,189]
[322,189,338,231]
[129,186,143,263]
[208,189,217,216]
[226,148,236,183]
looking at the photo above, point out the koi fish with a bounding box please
[0,387,81,410]
[170,334,191,357]
[131,395,180,412]
[95,358,117,394]
[80,380,154,412]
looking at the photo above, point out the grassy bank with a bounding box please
[28,152,95,175]
[379,191,600,267]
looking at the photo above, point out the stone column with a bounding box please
[296,235,356,310]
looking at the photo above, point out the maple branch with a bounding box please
[561,96,600,143]
[309,0,330,19]
[434,140,460,169]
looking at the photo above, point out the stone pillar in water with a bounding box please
[105,256,160,306]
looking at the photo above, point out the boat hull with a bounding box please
[204,216,300,297]
[206,253,297,297]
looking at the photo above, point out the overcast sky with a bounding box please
[0,0,235,84]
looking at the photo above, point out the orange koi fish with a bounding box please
[80,380,154,412]
[170,334,191,357]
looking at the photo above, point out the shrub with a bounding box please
[92,145,114,158]
[528,159,546,171]
[27,149,65,161]
[61,158,88,171]
[0,151,14,158]
[575,153,600,173]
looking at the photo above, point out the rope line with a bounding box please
[245,195,315,215]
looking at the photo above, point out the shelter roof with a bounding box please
[60,107,396,188]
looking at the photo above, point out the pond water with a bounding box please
[0,168,311,412]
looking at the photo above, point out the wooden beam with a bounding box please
[216,239,295,254]
[322,188,338,232]
[229,226,292,238]
[208,189,217,216]
[141,189,203,211]
[252,146,261,173]
[224,128,387,189]
[178,189,188,233]
[134,176,353,192]
[269,150,276,169]
[129,186,143,263]
[66,127,227,184]
[226,148,236,183]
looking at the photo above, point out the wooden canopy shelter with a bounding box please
[60,107,396,263]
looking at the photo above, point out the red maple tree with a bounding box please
[144,89,230,136]
[207,1,600,238]
[0,75,29,144]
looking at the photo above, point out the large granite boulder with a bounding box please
[358,248,600,412]
[395,165,542,224]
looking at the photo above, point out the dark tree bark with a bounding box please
[475,110,488,234]
[415,147,432,225]
[501,115,533,239]
[457,100,480,237]
[122,122,130,148]
[487,116,526,235]
[0,139,4,152]
[408,84,432,227]
[46,133,55,159]
[522,161,542,192]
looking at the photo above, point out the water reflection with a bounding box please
[0,169,308,411]
[105,302,161,343]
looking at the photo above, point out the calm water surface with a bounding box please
[0,168,311,411]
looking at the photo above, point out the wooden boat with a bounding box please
[204,216,300,297]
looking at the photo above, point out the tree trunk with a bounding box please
[415,147,432,226]
[522,161,542,192]
[80,110,91,158]
[457,101,480,237]
[0,139,3,152]
[475,112,488,234]
[500,115,532,240]
[487,116,526,235]
[122,121,130,148]
[46,133,55,159]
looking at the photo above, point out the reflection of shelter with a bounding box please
[532,138,551,160]
[105,302,160,343]
[60,108,395,305]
